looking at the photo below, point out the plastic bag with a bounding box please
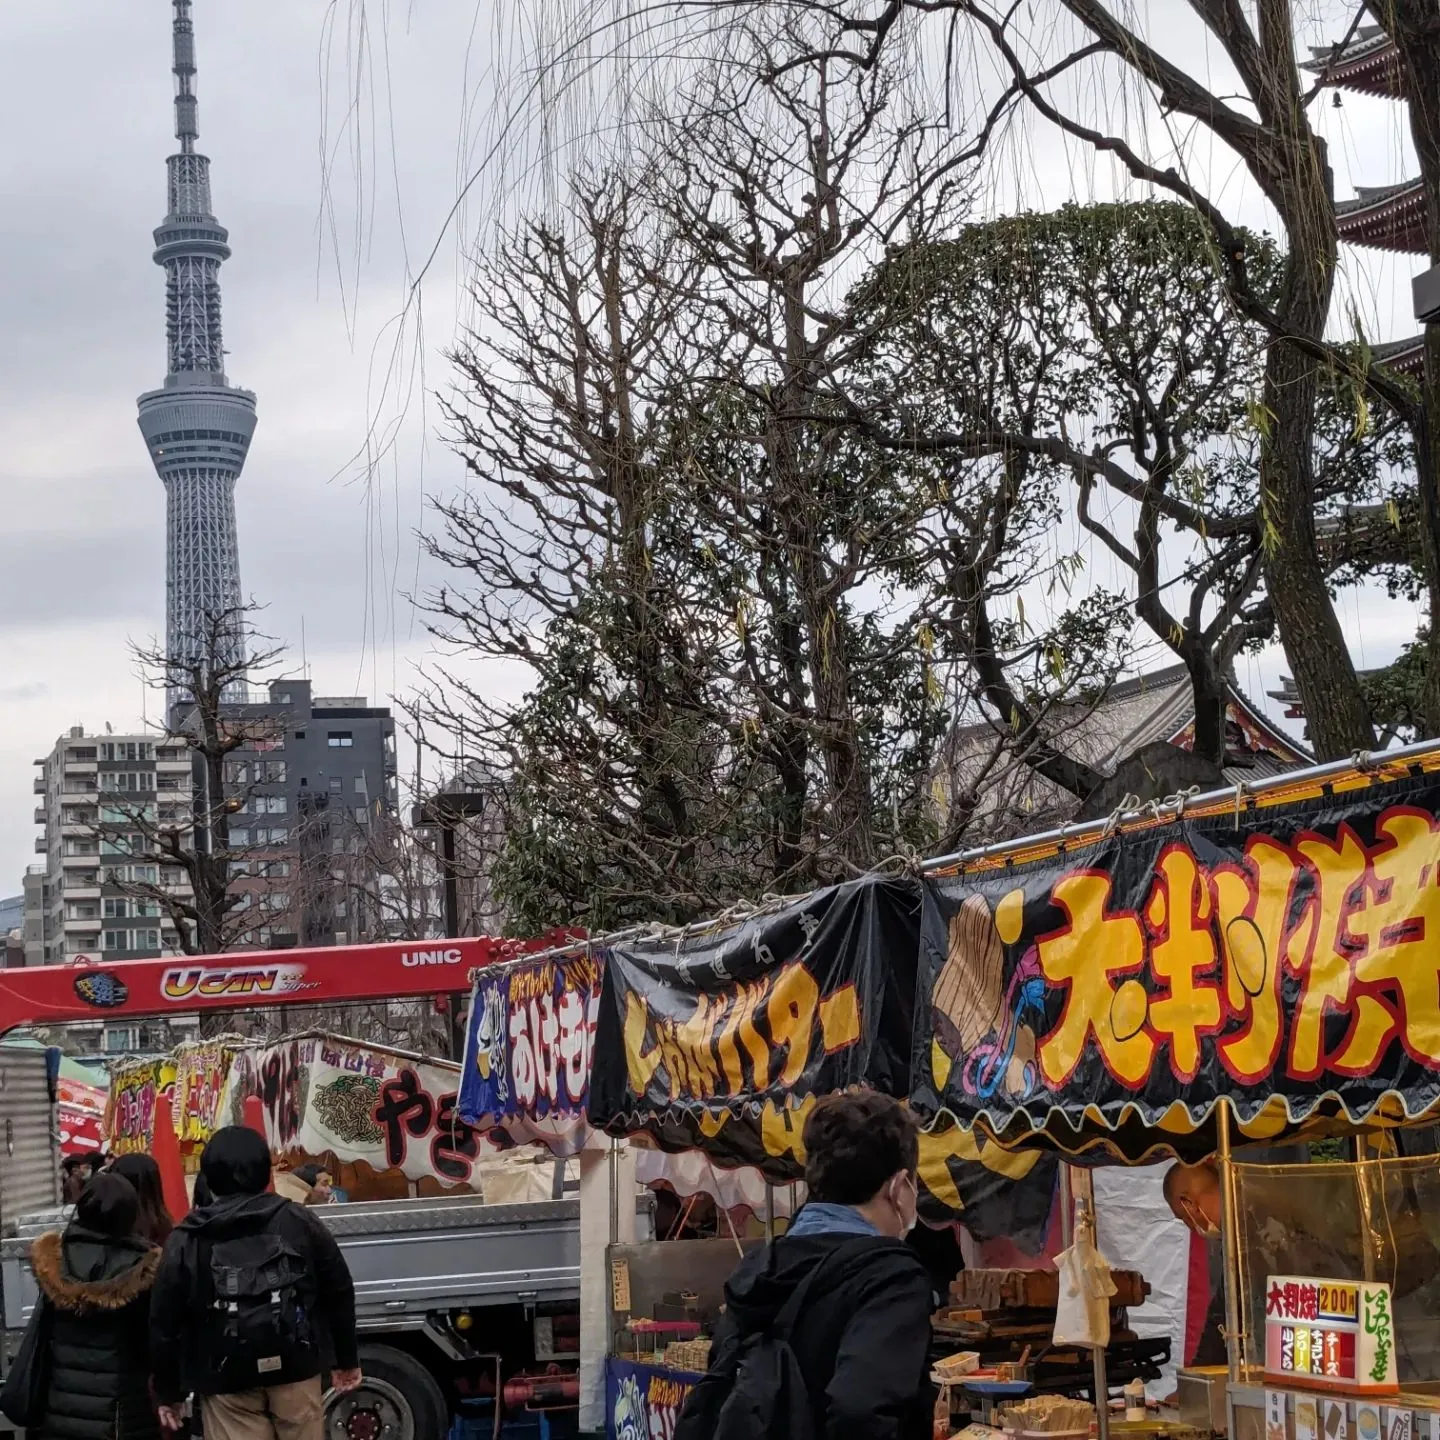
[1052,1229,1117,1350]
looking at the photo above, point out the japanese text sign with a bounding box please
[914,778,1440,1155]
[606,1357,698,1440]
[1264,1276,1397,1394]
[172,1039,241,1145]
[106,1055,177,1154]
[218,1032,506,1187]
[458,952,601,1146]
[586,875,1058,1248]
[588,876,910,1173]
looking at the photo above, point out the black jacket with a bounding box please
[705,1233,936,1440]
[149,1192,358,1403]
[31,1226,161,1440]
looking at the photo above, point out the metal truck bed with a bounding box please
[3,1192,623,1332]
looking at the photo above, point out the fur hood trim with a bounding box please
[30,1231,160,1312]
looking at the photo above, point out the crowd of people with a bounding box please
[5,1130,360,1440]
[13,1099,1252,1440]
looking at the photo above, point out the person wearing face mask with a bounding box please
[676,1090,936,1440]
[1164,1159,1228,1368]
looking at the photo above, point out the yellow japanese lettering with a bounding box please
[1293,829,1369,1076]
[1036,871,1153,1088]
[1148,848,1222,1081]
[1348,810,1440,1066]
[767,963,820,1087]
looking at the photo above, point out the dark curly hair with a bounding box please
[802,1090,919,1204]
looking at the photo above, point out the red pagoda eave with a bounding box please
[1304,31,1404,98]
[1335,181,1426,254]
[1374,336,1425,378]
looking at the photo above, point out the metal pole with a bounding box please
[1217,1102,1243,1384]
[1059,1164,1074,1248]
[1068,1168,1110,1440]
[437,817,467,1060]
[439,819,460,939]
[919,736,1438,873]
[1063,1167,1108,1437]
[609,1136,620,1248]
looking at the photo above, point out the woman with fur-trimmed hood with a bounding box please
[30,1173,161,1440]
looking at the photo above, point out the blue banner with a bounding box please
[605,1357,700,1440]
[459,953,602,1131]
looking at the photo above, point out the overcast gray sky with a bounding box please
[0,1,1427,894]
[0,2,501,891]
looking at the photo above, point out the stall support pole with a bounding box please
[1065,1165,1109,1440]
[1059,1165,1074,1248]
[1217,1103,1242,1385]
[578,1141,637,1436]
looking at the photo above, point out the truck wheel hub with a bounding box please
[346,1408,382,1440]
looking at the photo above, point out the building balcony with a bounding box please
[34,838,47,854]
[33,777,46,795]
[33,807,46,825]
[61,848,100,865]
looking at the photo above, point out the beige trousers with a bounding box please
[201,1378,325,1440]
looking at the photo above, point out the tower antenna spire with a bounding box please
[138,0,257,715]
[172,0,198,155]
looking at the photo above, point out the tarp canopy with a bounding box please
[460,878,1057,1248]
[914,750,1440,1160]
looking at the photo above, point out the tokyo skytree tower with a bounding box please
[136,0,256,686]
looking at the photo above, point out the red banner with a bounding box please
[0,934,569,1038]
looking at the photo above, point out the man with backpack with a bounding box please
[676,1090,937,1440]
[150,1127,361,1440]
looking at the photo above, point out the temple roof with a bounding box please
[1335,180,1426,253]
[1373,334,1425,377]
[1304,26,1404,97]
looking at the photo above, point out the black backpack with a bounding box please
[206,1228,316,1383]
[675,1238,878,1440]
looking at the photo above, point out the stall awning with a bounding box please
[914,748,1440,1160]
[460,877,1058,1248]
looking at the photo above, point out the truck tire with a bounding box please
[327,1344,449,1440]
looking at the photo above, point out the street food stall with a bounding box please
[456,881,1064,1439]
[909,740,1440,1440]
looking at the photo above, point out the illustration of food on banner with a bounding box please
[218,1031,532,1197]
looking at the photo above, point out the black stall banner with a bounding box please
[916,774,1440,1156]
[588,874,1056,1244]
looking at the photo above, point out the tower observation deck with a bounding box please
[136,0,255,686]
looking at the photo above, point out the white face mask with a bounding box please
[891,1174,918,1238]
[1181,1196,1220,1240]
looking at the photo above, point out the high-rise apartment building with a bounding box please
[29,728,195,966]
[26,730,201,1053]
[28,689,396,957]
[203,680,399,948]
